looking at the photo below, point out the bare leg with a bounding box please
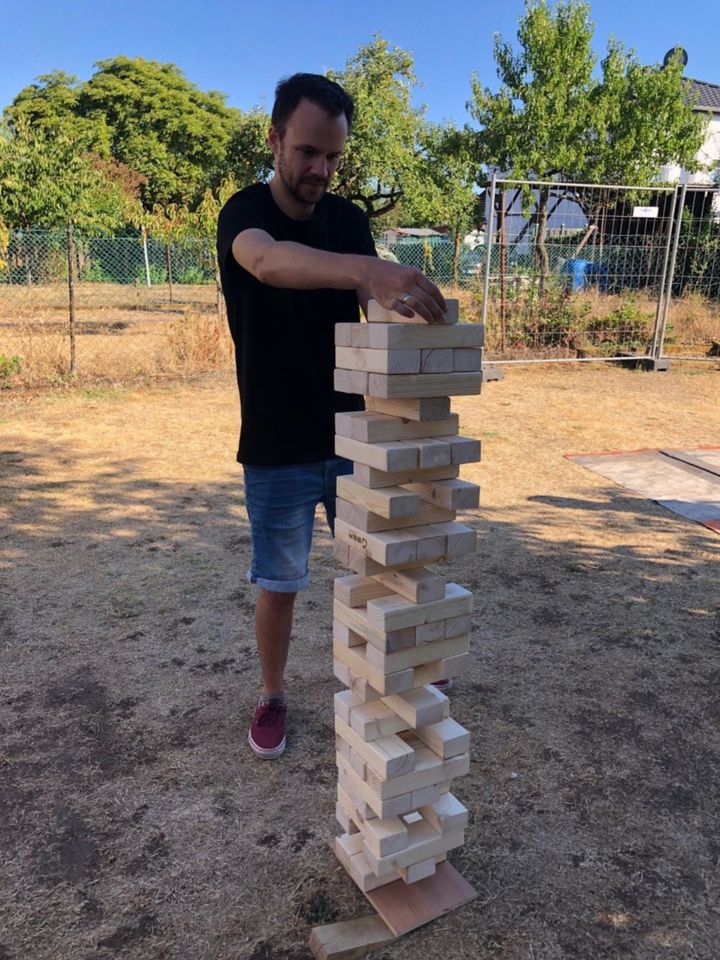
[255,588,296,696]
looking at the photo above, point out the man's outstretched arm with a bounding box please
[232,228,447,325]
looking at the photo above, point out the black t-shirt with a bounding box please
[217,183,376,466]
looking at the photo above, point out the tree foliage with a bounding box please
[469,0,707,184]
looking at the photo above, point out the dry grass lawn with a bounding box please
[1,363,719,959]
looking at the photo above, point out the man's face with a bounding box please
[269,98,348,207]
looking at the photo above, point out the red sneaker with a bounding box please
[248,696,287,759]
[431,678,454,692]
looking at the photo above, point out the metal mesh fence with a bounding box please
[0,185,718,387]
[0,227,230,387]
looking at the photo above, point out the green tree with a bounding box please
[0,118,134,231]
[469,0,708,290]
[6,58,271,214]
[329,35,427,219]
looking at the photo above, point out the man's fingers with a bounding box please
[389,298,416,318]
[415,276,447,316]
[403,293,437,325]
[409,288,445,324]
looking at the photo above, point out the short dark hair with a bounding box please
[271,73,354,137]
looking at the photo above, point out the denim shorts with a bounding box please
[242,457,354,593]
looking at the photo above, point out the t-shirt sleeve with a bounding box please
[216,193,272,272]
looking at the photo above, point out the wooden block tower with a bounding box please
[331,298,482,897]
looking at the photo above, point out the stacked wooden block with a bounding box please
[331,299,482,894]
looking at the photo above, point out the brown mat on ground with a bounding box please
[564,446,720,533]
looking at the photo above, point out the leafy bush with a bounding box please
[0,354,22,385]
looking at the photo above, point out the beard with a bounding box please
[277,146,329,206]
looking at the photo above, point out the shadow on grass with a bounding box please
[1,443,719,959]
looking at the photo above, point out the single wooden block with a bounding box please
[415,718,470,759]
[334,369,368,395]
[333,659,382,702]
[349,699,409,741]
[401,857,437,884]
[336,346,421,374]
[335,689,363,724]
[336,475,420,520]
[419,793,469,834]
[334,518,420,566]
[334,642,415,696]
[423,521,477,559]
[381,684,449,728]
[366,582,473,633]
[337,498,456,534]
[361,815,410,859]
[334,323,356,348]
[346,550,435,578]
[333,620,368,648]
[338,778,373,824]
[365,396,452,422]
[420,348,453,373]
[410,779,452,808]
[444,613,472,638]
[334,573,394,609]
[336,753,415,819]
[335,410,459,444]
[334,602,415,654]
[335,435,418,473]
[334,833,402,892]
[414,438,452,469]
[366,860,477,937]
[413,652,472,686]
[403,477,480,511]
[335,715,417,779]
[365,634,470,674]
[363,819,465,878]
[308,913,396,960]
[449,436,482,465]
[334,801,360,836]
[364,322,484,350]
[353,463,460,490]
[367,299,459,325]
[333,539,350,567]
[364,747,470,801]
[368,372,482,400]
[373,567,446,605]
[453,348,482,372]
[415,619,445,643]
[336,733,367,779]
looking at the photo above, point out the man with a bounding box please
[217,73,446,760]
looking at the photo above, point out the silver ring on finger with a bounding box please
[402,293,412,304]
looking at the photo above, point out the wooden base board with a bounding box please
[366,860,477,936]
[309,861,477,958]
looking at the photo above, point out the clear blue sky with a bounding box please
[1,0,717,122]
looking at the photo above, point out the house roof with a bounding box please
[387,227,446,237]
[688,78,720,112]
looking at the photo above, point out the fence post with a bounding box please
[66,220,77,376]
[657,182,687,360]
[651,186,678,359]
[481,173,497,332]
[142,227,152,287]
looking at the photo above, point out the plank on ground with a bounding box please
[308,914,395,960]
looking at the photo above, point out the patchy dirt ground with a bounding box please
[1,363,719,960]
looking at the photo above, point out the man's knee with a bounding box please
[258,588,297,609]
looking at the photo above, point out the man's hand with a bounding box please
[360,258,447,324]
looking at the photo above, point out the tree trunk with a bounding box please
[535,187,550,304]
[452,221,462,288]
